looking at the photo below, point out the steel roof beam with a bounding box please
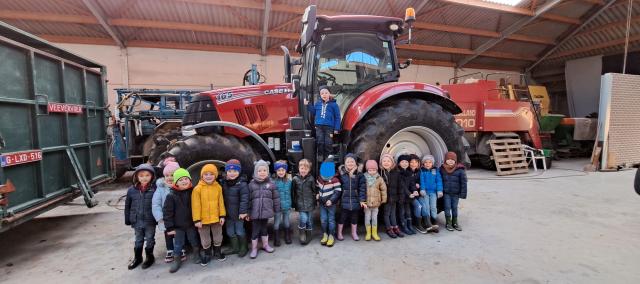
[81,0,125,48]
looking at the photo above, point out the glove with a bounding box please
[437,192,443,198]
[420,190,426,197]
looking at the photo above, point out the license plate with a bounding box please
[0,150,42,167]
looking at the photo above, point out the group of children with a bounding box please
[124,150,468,273]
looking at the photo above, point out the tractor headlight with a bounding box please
[389,24,399,31]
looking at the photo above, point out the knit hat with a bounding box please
[445,151,458,162]
[133,164,156,185]
[200,164,218,179]
[163,161,180,177]
[274,161,288,172]
[253,160,270,181]
[422,155,435,163]
[172,168,192,188]
[409,154,420,162]
[397,154,411,165]
[344,153,358,164]
[365,160,378,171]
[319,85,329,92]
[161,156,176,166]
[225,159,242,172]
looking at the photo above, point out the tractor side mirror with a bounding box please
[292,75,301,97]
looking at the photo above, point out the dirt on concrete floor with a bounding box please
[0,159,638,284]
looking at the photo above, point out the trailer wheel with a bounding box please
[349,99,466,166]
[157,133,260,178]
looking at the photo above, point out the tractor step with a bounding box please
[488,137,529,176]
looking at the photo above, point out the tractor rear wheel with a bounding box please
[157,133,260,178]
[147,128,182,165]
[349,99,466,166]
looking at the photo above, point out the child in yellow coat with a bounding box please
[192,164,226,266]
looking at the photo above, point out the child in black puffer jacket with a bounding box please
[441,152,467,232]
[380,153,403,238]
[221,159,250,257]
[124,164,157,270]
[338,153,366,241]
[397,155,417,235]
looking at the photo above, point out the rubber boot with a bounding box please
[445,216,454,231]
[424,217,439,233]
[351,224,360,241]
[274,229,281,247]
[365,225,372,241]
[128,247,143,270]
[393,226,405,238]
[200,247,211,267]
[326,234,335,247]
[406,219,416,235]
[191,247,201,264]
[250,239,259,259]
[261,236,274,253]
[386,227,397,239]
[414,218,427,234]
[141,247,155,269]
[284,228,292,244]
[336,224,344,241]
[223,237,239,255]
[299,227,307,245]
[320,233,328,245]
[452,217,462,231]
[213,245,226,261]
[371,226,381,241]
[305,229,313,244]
[238,237,249,257]
[169,254,182,273]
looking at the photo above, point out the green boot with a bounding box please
[222,237,239,255]
[445,216,454,231]
[238,236,249,257]
[452,217,462,231]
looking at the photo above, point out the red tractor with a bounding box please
[153,6,467,175]
[441,73,546,169]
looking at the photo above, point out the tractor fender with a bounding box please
[342,82,462,131]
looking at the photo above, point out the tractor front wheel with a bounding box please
[349,99,466,166]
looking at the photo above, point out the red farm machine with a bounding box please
[441,73,556,169]
[151,6,467,175]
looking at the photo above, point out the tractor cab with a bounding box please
[284,5,408,128]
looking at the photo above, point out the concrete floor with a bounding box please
[1,159,638,283]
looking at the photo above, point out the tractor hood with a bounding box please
[201,83,294,105]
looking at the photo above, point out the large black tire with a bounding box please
[635,167,640,196]
[475,154,497,170]
[147,128,182,165]
[349,99,466,164]
[157,133,260,178]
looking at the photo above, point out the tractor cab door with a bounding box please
[313,32,398,117]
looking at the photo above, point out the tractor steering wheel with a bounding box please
[318,72,337,86]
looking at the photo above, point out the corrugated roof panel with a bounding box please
[0,0,90,15]
[2,19,107,37]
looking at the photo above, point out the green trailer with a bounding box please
[0,22,111,232]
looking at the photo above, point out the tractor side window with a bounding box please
[316,33,394,115]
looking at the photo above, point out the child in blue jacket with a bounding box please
[440,152,467,232]
[273,160,293,246]
[152,161,181,263]
[419,155,442,233]
[304,86,341,162]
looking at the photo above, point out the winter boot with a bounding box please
[274,229,281,247]
[250,239,259,259]
[371,226,381,241]
[299,227,307,245]
[213,245,226,261]
[386,227,398,238]
[169,254,182,273]
[365,225,372,241]
[223,237,239,255]
[406,219,416,235]
[164,250,174,263]
[128,247,143,270]
[424,217,439,233]
[351,224,360,241]
[200,247,211,267]
[336,224,344,241]
[393,226,405,238]
[326,234,335,247]
[261,236,274,253]
[445,216,454,231]
[452,217,462,231]
[400,224,411,235]
[284,228,292,244]
[305,229,313,244]
[320,233,329,245]
[142,247,155,269]
[238,237,249,257]
[414,218,427,234]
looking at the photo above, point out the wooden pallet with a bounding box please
[488,138,529,176]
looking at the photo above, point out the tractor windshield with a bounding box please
[315,32,395,113]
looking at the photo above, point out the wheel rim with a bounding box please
[380,126,448,167]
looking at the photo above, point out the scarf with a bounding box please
[444,163,457,174]
[364,172,378,187]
